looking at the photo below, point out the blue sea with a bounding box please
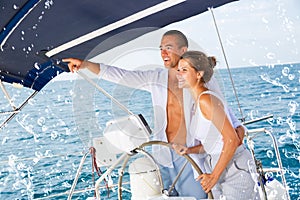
[0,63,299,199]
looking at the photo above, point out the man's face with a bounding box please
[160,35,186,69]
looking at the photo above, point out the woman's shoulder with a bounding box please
[199,90,225,104]
[198,90,225,119]
[198,92,214,107]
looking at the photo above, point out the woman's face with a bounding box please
[177,59,199,89]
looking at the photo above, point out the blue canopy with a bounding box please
[0,0,237,91]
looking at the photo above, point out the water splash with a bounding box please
[286,117,296,132]
[249,109,259,120]
[279,128,299,152]
[5,155,34,199]
[44,0,54,9]
[276,117,284,125]
[37,117,46,126]
[34,62,40,70]
[16,114,39,142]
[32,24,37,30]
[260,73,290,92]
[13,4,19,10]
[267,52,275,60]
[288,74,295,81]
[267,150,274,158]
[282,67,289,76]
[50,130,59,140]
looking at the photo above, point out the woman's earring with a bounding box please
[197,71,204,83]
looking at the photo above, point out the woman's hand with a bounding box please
[235,125,245,145]
[196,173,219,193]
[172,143,188,155]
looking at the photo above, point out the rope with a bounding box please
[90,147,110,198]
[209,8,245,122]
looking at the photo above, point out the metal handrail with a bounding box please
[246,128,290,200]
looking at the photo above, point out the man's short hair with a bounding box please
[163,30,188,48]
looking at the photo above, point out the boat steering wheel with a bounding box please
[117,140,213,199]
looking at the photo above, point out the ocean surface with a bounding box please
[0,63,299,199]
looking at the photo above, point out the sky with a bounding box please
[91,0,299,70]
[185,0,300,67]
[59,0,300,80]
[178,0,300,68]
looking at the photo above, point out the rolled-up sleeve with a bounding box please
[99,63,164,92]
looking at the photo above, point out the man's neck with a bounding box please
[168,68,181,90]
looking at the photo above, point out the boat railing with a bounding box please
[246,126,290,200]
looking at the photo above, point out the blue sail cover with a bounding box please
[0,0,237,91]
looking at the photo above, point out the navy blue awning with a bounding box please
[0,0,237,91]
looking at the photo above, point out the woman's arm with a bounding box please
[196,94,240,193]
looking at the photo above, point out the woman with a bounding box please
[174,50,259,199]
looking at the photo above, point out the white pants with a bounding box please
[204,145,260,200]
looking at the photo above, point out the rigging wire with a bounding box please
[209,8,245,122]
[77,71,134,115]
[0,79,16,110]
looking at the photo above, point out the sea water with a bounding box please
[0,63,299,199]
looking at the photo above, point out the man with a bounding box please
[63,30,244,198]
